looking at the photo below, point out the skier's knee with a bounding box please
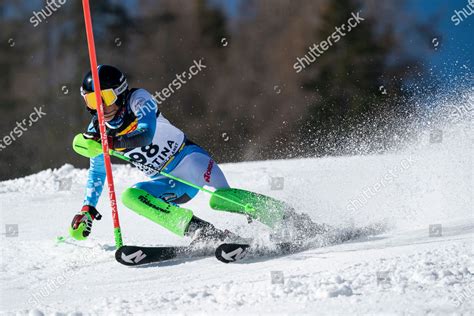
[132,181,159,195]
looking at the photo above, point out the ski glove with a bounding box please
[83,132,115,149]
[69,205,102,240]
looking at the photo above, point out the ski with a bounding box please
[116,243,253,266]
[214,243,251,263]
[115,245,211,266]
[214,242,302,263]
[214,224,386,264]
[116,218,383,266]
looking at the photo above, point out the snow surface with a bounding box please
[0,111,472,314]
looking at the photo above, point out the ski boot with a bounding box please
[186,216,246,247]
[270,209,330,246]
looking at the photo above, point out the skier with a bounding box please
[70,65,237,243]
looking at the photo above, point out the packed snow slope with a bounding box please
[0,110,472,314]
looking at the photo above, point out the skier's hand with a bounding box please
[83,132,115,149]
[69,205,102,240]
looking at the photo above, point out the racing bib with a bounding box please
[122,114,185,177]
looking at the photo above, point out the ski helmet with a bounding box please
[80,65,129,114]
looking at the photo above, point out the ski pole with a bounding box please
[82,0,123,248]
[108,149,255,213]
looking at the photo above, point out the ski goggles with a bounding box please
[80,81,128,110]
